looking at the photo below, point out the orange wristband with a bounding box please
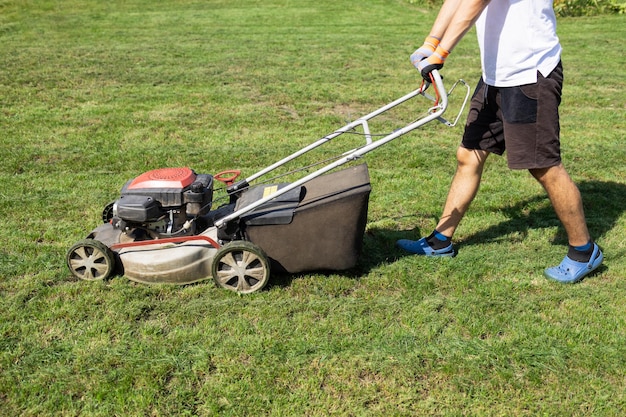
[432,45,450,63]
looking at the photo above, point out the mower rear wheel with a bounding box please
[66,239,115,281]
[212,241,270,294]
[102,201,115,223]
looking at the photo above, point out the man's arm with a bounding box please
[435,0,491,52]
[415,0,491,79]
[427,0,463,41]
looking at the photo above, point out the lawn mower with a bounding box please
[66,71,470,294]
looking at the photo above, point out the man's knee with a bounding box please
[529,163,566,185]
[456,147,489,171]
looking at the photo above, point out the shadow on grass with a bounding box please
[460,180,626,247]
[353,180,626,275]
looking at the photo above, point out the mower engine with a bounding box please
[110,167,213,238]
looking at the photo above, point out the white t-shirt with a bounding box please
[475,0,562,87]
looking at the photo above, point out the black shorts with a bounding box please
[461,62,563,170]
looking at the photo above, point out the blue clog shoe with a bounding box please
[544,243,603,283]
[396,237,455,257]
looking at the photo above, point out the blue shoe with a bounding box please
[396,237,455,257]
[544,243,603,283]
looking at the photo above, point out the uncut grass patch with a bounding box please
[1,1,625,416]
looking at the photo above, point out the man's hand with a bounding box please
[417,46,449,80]
[410,35,440,68]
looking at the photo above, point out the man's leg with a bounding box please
[435,146,490,237]
[529,163,589,246]
[531,163,603,282]
[396,146,489,256]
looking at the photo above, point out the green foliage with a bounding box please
[554,0,626,16]
[404,0,626,16]
[1,1,625,416]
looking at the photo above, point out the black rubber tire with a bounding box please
[211,241,270,294]
[101,201,115,223]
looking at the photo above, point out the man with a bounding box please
[397,0,603,283]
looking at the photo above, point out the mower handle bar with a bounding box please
[214,70,468,229]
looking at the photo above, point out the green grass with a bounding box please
[1,1,625,415]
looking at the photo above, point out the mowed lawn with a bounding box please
[0,1,624,416]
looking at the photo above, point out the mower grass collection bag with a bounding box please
[238,164,371,273]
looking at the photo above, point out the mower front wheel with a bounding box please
[66,239,115,281]
[211,241,270,294]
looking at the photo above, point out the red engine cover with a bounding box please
[127,167,196,190]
